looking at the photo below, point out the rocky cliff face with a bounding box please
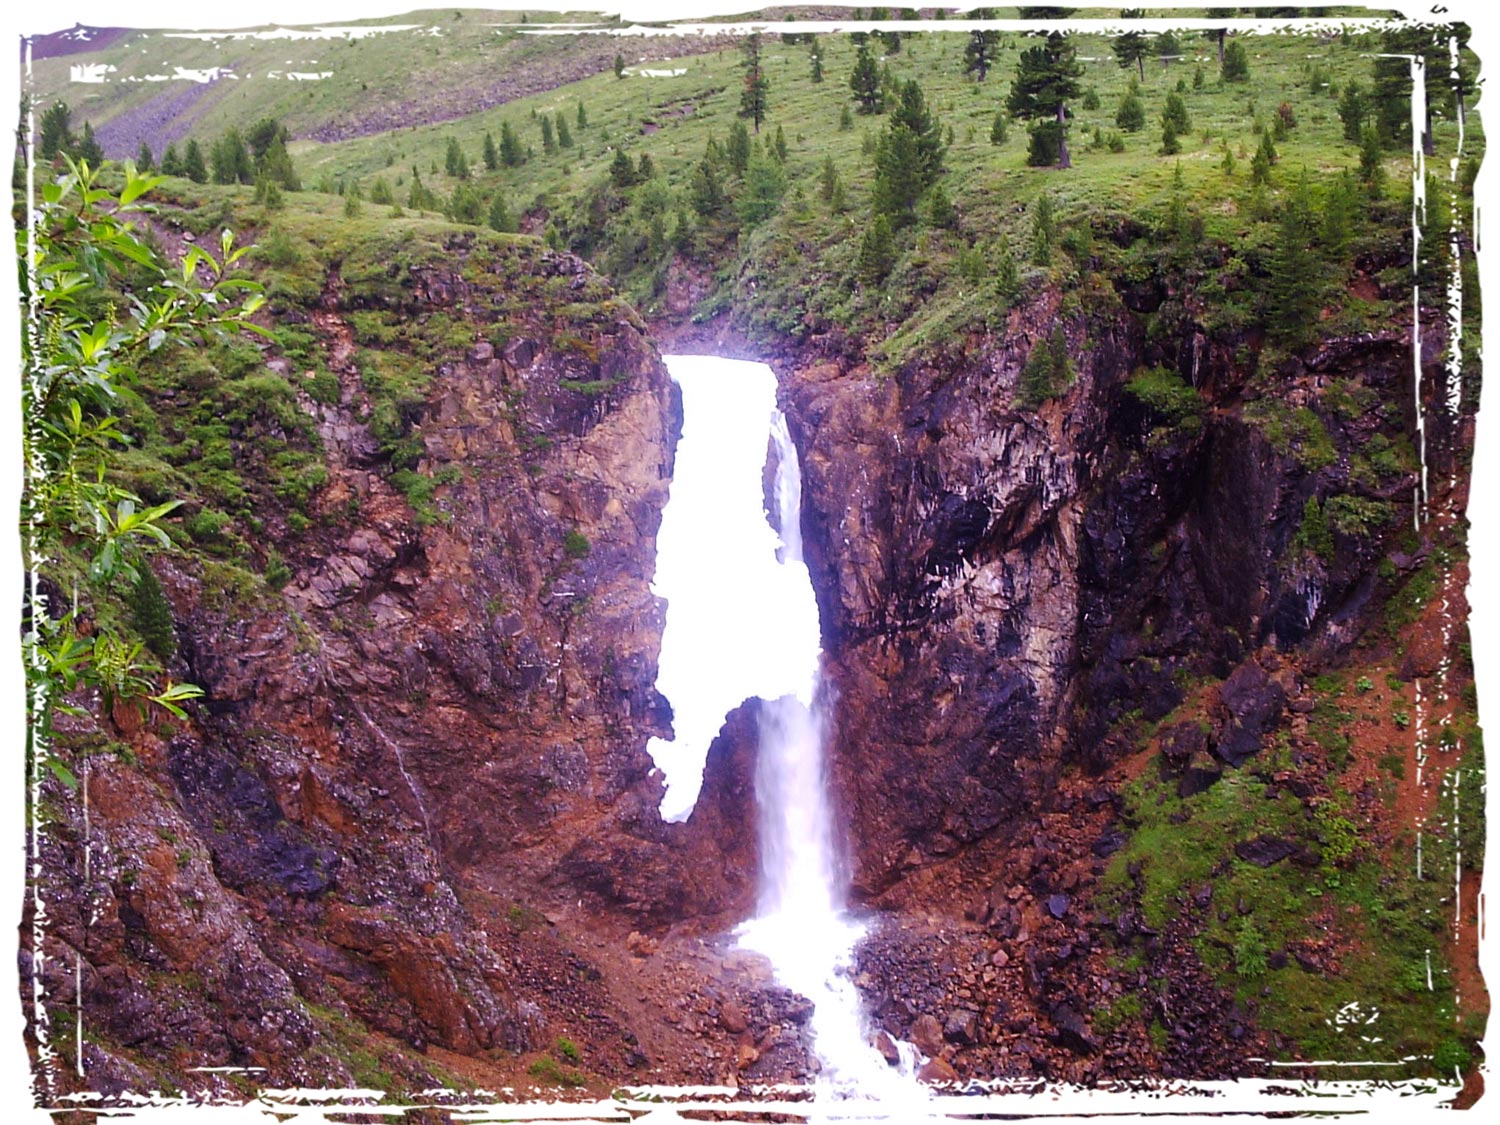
[758,267,1475,1078]
[24,224,772,1097]
[779,291,1439,890]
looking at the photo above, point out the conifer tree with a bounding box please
[160,143,182,177]
[38,100,73,161]
[736,153,786,225]
[1267,171,1322,345]
[850,40,883,114]
[614,52,625,79]
[129,565,175,661]
[739,32,770,133]
[259,134,300,190]
[610,148,639,188]
[448,183,485,225]
[1163,91,1191,135]
[488,192,515,233]
[1337,81,1366,144]
[483,131,499,170]
[1008,32,1085,168]
[1250,128,1277,185]
[210,130,252,184]
[541,116,555,153]
[810,39,825,83]
[1030,191,1057,265]
[996,242,1020,300]
[691,153,726,217]
[872,79,945,224]
[820,155,839,202]
[556,113,573,148]
[991,110,1009,145]
[965,28,1001,82]
[445,136,470,178]
[1112,11,1148,83]
[577,102,589,129]
[1358,122,1385,196]
[183,139,208,183]
[873,125,923,224]
[773,124,789,163]
[830,177,849,214]
[927,184,957,229]
[1116,81,1145,132]
[727,120,752,175]
[407,169,438,211]
[1371,28,1423,151]
[75,121,104,167]
[134,140,154,171]
[500,122,524,167]
[856,213,895,284]
[890,78,944,181]
[1321,169,1358,257]
[1018,323,1072,405]
[1221,39,1250,82]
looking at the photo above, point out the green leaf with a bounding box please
[151,681,205,719]
[119,171,166,207]
[46,757,79,790]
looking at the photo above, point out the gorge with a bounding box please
[16,6,1488,1117]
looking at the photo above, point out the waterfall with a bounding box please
[648,356,932,1116]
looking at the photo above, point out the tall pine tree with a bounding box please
[1007,32,1085,168]
[964,29,1001,81]
[739,32,770,133]
[1112,10,1148,82]
[850,40,883,114]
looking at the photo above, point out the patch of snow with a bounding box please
[69,63,114,83]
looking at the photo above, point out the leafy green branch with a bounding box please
[20,157,266,786]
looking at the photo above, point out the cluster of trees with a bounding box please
[36,100,103,166]
[127,117,303,197]
[688,118,791,228]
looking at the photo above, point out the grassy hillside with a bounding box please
[213,12,1472,373]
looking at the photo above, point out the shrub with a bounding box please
[129,565,176,661]
[564,529,592,560]
[1233,919,1268,979]
[527,1057,586,1087]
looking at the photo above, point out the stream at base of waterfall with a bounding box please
[646,356,935,1116]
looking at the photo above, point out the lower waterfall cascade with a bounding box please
[646,356,935,1116]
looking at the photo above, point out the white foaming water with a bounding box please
[648,356,934,1119]
[646,357,820,820]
